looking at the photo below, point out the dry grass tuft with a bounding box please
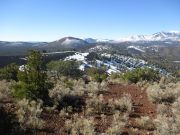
[112,94,132,113]
[153,81,180,135]
[135,116,153,130]
[146,82,180,104]
[106,111,128,135]
[86,94,106,115]
[65,114,95,135]
[0,80,15,101]
[16,99,44,130]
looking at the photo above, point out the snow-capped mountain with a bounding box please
[85,31,180,43]
[55,37,88,46]
[118,31,180,42]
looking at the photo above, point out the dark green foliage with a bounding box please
[122,68,160,83]
[110,73,122,79]
[47,60,83,79]
[86,67,108,83]
[0,63,19,81]
[60,95,85,112]
[13,50,52,101]
[86,52,99,61]
[0,106,22,135]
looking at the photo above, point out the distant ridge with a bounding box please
[118,31,180,42]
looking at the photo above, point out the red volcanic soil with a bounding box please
[38,84,156,135]
[108,84,156,135]
[2,84,157,135]
[108,84,156,118]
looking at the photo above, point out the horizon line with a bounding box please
[1,30,180,42]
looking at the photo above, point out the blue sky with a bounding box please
[0,0,180,41]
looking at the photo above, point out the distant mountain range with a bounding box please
[84,31,180,43]
[0,31,180,56]
[118,31,180,42]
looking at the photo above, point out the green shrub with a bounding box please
[122,68,160,83]
[0,63,19,81]
[47,60,83,79]
[86,67,108,83]
[110,73,122,79]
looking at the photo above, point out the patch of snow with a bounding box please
[65,52,89,61]
[79,64,86,71]
[127,46,145,52]
[19,65,26,71]
[89,45,110,52]
[107,69,120,74]
[43,51,76,55]
[101,53,111,58]
[19,58,27,61]
[79,63,92,71]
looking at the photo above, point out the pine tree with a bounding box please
[14,50,51,101]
